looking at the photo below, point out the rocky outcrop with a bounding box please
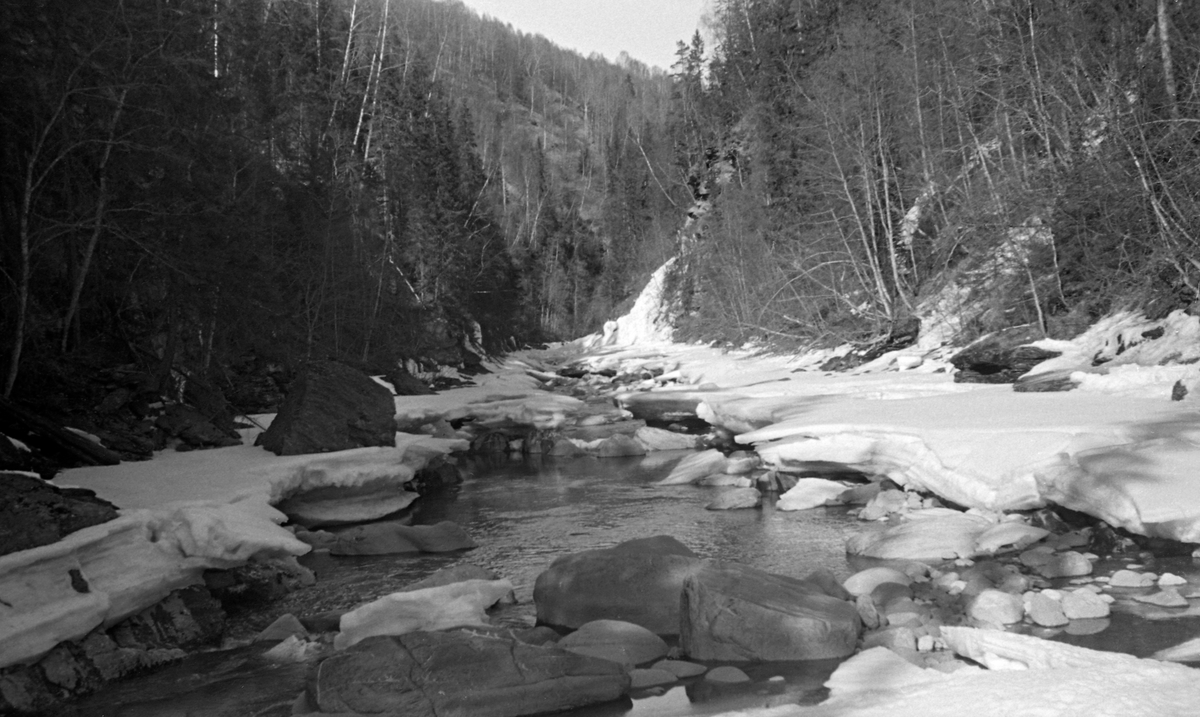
[679,562,860,661]
[0,587,224,714]
[257,361,396,455]
[533,536,705,634]
[306,631,630,717]
[0,473,118,558]
[950,325,1060,384]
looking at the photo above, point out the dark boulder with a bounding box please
[306,631,629,717]
[950,325,1060,384]
[256,361,395,455]
[0,472,118,557]
[533,536,705,635]
[680,562,860,661]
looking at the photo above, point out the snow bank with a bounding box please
[0,501,306,669]
[7,433,467,671]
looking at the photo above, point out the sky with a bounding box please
[454,0,710,72]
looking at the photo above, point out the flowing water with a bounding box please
[55,452,1200,716]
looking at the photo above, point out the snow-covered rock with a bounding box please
[0,500,308,669]
[775,478,847,511]
[334,578,514,650]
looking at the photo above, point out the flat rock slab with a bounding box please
[277,485,419,529]
[680,562,860,661]
[310,631,630,717]
[534,535,705,634]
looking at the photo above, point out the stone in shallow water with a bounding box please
[843,567,913,597]
[680,562,860,661]
[967,589,1024,625]
[704,666,750,684]
[557,620,669,668]
[1110,570,1157,588]
[533,535,704,634]
[1024,592,1068,627]
[1037,551,1093,579]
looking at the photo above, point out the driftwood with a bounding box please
[0,396,121,466]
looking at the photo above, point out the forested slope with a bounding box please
[661,0,1200,348]
[0,0,684,413]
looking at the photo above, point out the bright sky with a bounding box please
[455,0,709,71]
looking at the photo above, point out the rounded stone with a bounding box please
[967,589,1024,625]
[558,619,670,668]
[705,666,751,684]
[843,567,913,597]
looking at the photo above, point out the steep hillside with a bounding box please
[652,0,1200,352]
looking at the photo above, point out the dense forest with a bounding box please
[4,0,1199,423]
[0,0,683,410]
[668,0,1200,346]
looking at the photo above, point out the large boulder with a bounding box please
[680,562,860,661]
[308,631,630,717]
[256,361,396,455]
[533,536,705,635]
[0,472,118,557]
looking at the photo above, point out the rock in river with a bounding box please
[534,535,705,634]
[309,630,629,717]
[679,562,860,661]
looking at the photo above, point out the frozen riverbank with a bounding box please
[5,302,1200,713]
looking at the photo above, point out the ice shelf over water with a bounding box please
[3,431,465,669]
